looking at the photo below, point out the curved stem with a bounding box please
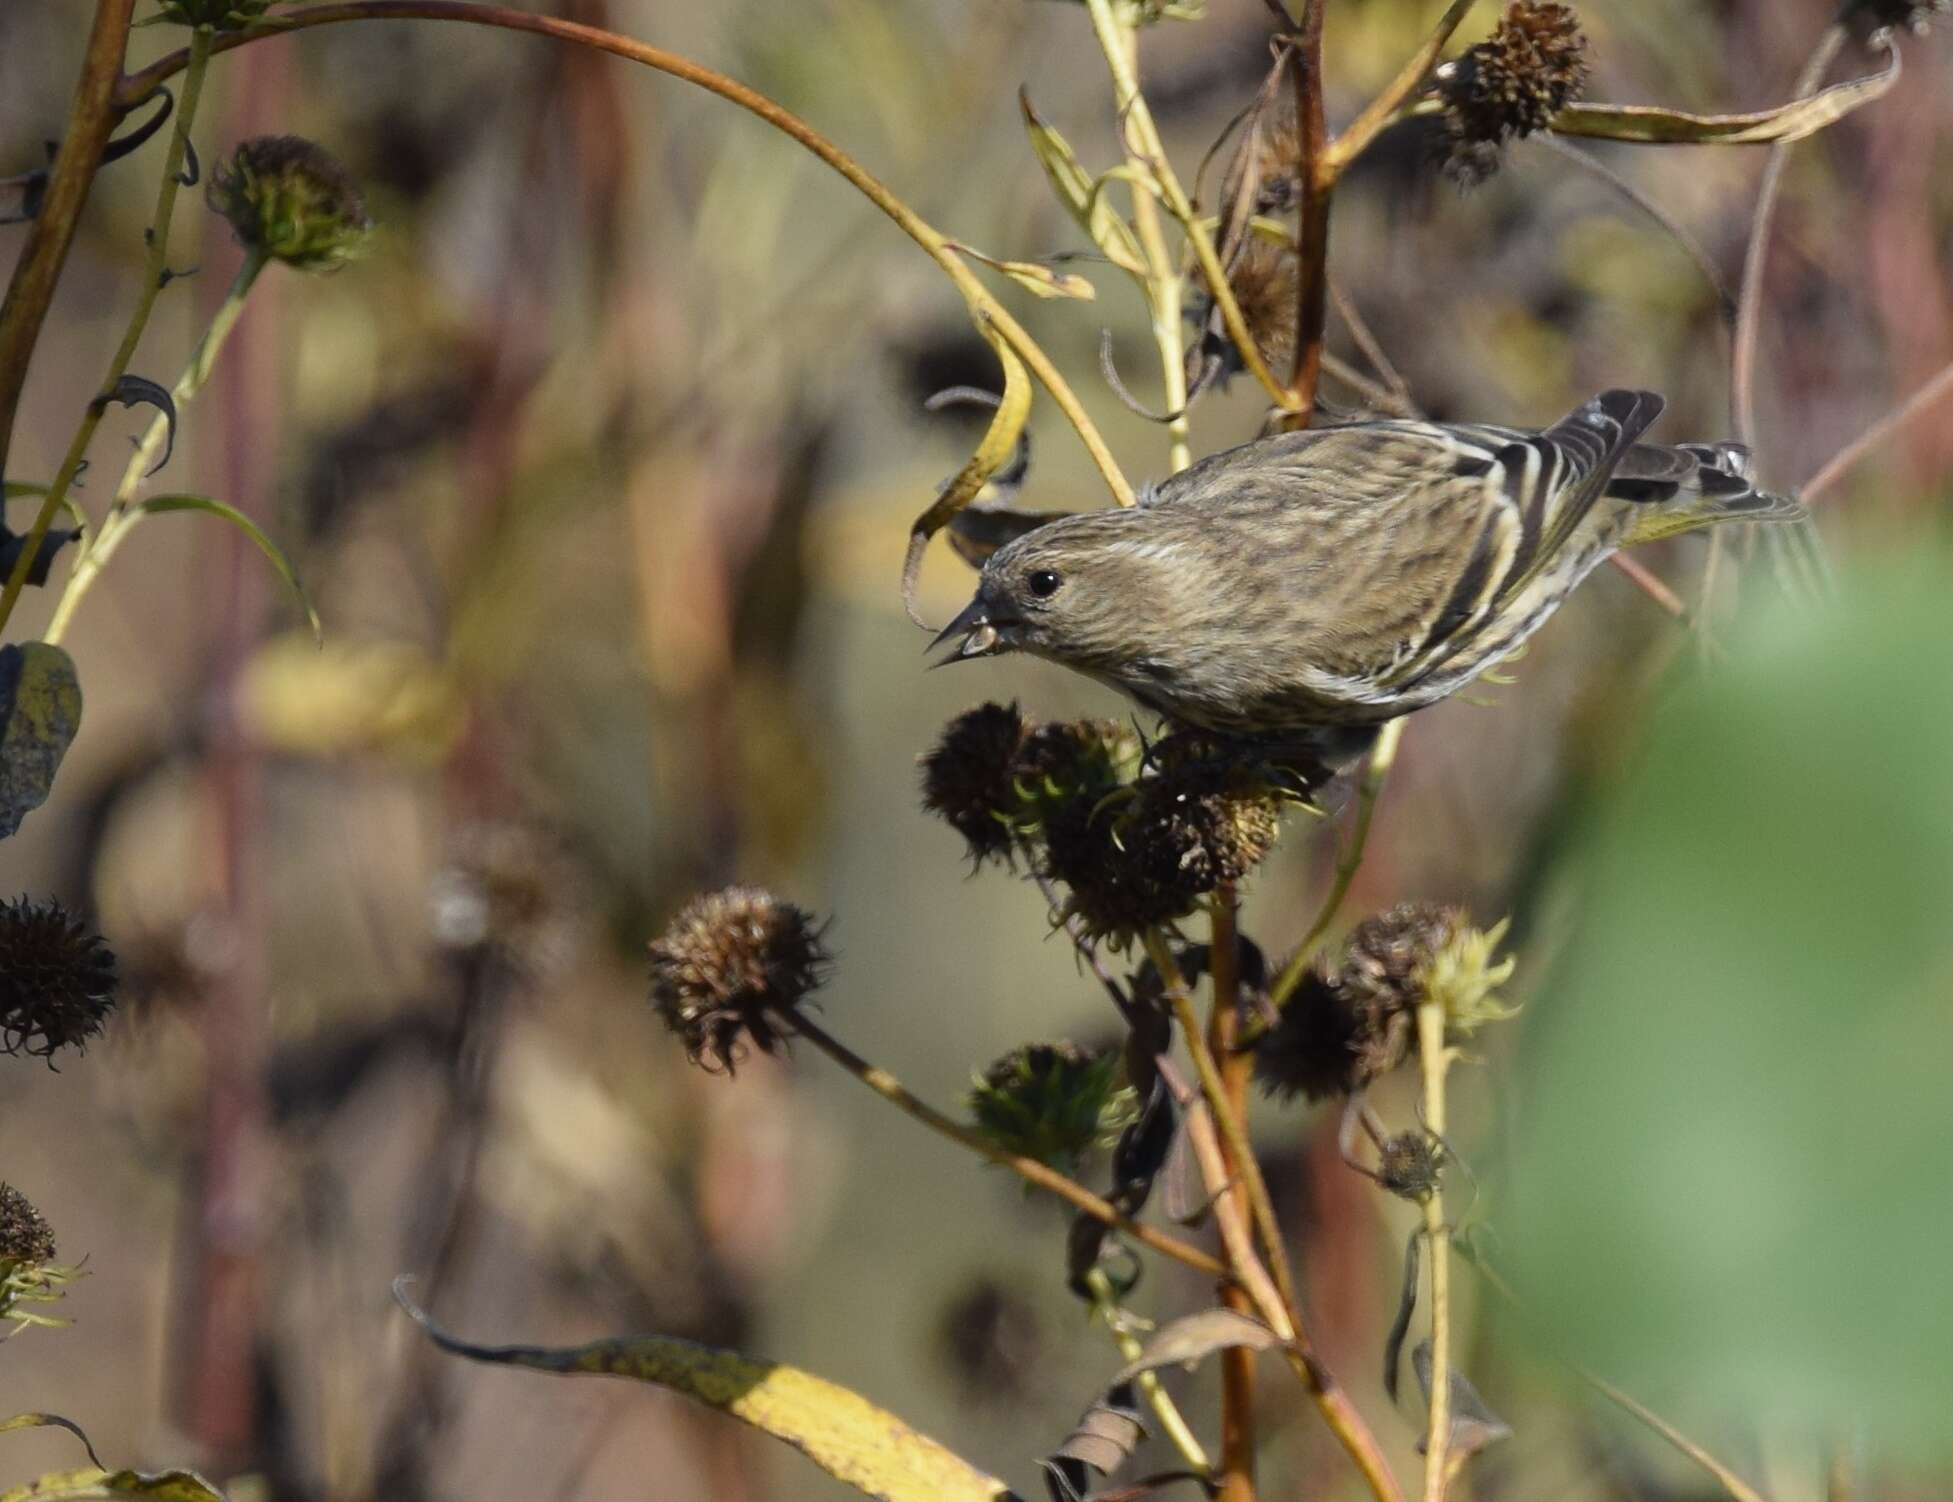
[1084,1266,1213,1479]
[46,250,267,647]
[1206,886,1257,1502]
[0,24,213,638]
[1083,0,1192,474]
[788,1012,1228,1283]
[119,1,1135,509]
[1270,717,1404,1010]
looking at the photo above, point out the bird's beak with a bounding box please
[927,595,1007,664]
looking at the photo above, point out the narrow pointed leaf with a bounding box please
[0,1415,101,1468]
[0,643,81,839]
[949,245,1095,301]
[1412,1340,1514,1461]
[0,1470,225,1502]
[1109,1307,1282,1388]
[1019,90,1146,276]
[395,1282,1014,1502]
[136,495,320,642]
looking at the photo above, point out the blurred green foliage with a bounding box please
[1510,552,1953,1462]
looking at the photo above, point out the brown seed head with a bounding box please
[1377,1132,1444,1201]
[920,702,1031,864]
[209,136,373,271]
[1438,3,1590,182]
[0,1185,55,1268]
[0,896,117,1064]
[1849,0,1952,36]
[648,887,830,1073]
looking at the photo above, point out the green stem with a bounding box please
[1083,1266,1213,1478]
[1269,717,1404,1010]
[1415,1002,1453,1502]
[45,250,267,648]
[1082,0,1191,473]
[0,25,215,640]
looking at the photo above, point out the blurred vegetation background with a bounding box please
[1,1,1949,1498]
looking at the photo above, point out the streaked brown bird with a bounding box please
[931,390,1802,746]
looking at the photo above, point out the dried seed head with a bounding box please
[1256,903,1496,1101]
[1377,1132,1444,1201]
[920,702,1032,864]
[1436,3,1590,183]
[1042,761,1283,945]
[648,887,830,1073]
[968,1042,1135,1176]
[0,1185,55,1268]
[0,896,117,1064]
[1848,0,1953,37]
[209,136,373,271]
[154,0,272,29]
[1189,236,1300,388]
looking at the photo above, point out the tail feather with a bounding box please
[1611,438,1805,545]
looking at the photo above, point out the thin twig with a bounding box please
[1326,0,1481,174]
[1287,1,1330,419]
[1269,718,1404,1010]
[1800,356,1953,505]
[1468,1257,1773,1502]
[1207,885,1257,1502]
[1414,1004,1453,1502]
[789,1012,1229,1282]
[0,24,213,638]
[0,0,137,492]
[1329,281,1417,414]
[116,0,1136,509]
[1085,1266,1214,1480]
[1607,551,1690,622]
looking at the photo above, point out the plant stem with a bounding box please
[116,1,1136,508]
[1083,1266,1213,1479]
[1148,931,1298,1316]
[1074,0,1297,413]
[45,250,267,647]
[788,1012,1229,1283]
[1415,1002,1453,1502]
[1467,1256,1773,1502]
[0,25,214,638]
[0,0,138,494]
[1162,1035,1405,1502]
[1286,0,1329,418]
[1325,0,1481,174]
[1269,717,1403,1009]
[1082,0,1192,474]
[1207,886,1257,1502]
[1800,356,1953,505]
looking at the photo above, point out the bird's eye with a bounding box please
[1028,568,1063,600]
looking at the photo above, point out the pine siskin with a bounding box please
[932,390,1801,744]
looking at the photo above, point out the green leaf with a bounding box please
[394,1282,1013,1502]
[1019,89,1146,276]
[136,494,320,642]
[1548,40,1899,144]
[0,1471,224,1502]
[947,243,1095,301]
[0,1416,99,1469]
[0,643,81,840]
[1507,555,1953,1467]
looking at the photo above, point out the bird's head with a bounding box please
[929,509,1181,676]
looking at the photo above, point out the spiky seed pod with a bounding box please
[209,137,373,271]
[1255,903,1492,1101]
[0,896,117,1063]
[1042,762,1283,945]
[920,702,1032,864]
[1189,236,1300,387]
[648,888,830,1074]
[1436,3,1590,183]
[0,1185,54,1268]
[1377,1132,1444,1201]
[154,0,272,28]
[968,1042,1134,1176]
[1013,718,1141,824]
[1848,0,1952,36]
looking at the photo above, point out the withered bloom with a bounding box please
[1435,2,1590,184]
[648,888,830,1073]
[0,896,117,1064]
[209,136,373,271]
[920,701,1032,864]
[0,1185,55,1268]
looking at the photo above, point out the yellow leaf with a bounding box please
[947,243,1095,300]
[1019,89,1146,276]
